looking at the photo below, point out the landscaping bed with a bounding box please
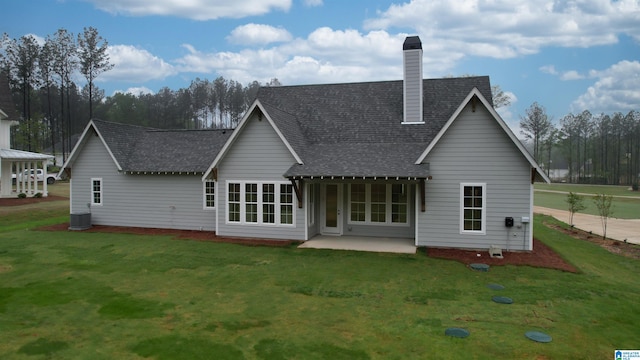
[0,195,67,206]
[41,223,577,272]
[545,221,640,260]
[426,238,578,273]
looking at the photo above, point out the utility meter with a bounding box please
[505,217,514,228]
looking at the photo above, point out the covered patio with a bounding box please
[299,235,416,254]
[0,149,54,198]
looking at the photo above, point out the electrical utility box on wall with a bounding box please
[505,217,514,228]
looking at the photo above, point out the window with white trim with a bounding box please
[370,184,387,222]
[280,184,294,225]
[226,181,296,226]
[204,180,215,209]
[228,183,241,222]
[245,183,258,223]
[350,184,366,222]
[91,178,103,206]
[348,183,409,225]
[460,183,486,234]
[391,184,408,223]
[262,184,275,224]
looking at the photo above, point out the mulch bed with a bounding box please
[28,196,635,272]
[545,222,640,261]
[39,223,300,247]
[426,238,578,273]
[12,193,640,274]
[39,223,578,272]
[0,195,68,206]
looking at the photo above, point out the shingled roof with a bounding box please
[0,73,19,121]
[256,76,492,178]
[87,119,233,173]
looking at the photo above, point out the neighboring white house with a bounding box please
[60,36,549,250]
[0,73,54,198]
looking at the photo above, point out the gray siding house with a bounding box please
[64,120,232,231]
[61,36,549,251]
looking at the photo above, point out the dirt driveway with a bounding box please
[534,206,640,245]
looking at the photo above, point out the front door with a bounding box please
[321,183,342,235]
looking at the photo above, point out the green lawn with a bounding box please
[535,183,640,198]
[534,183,640,219]
[1,202,639,359]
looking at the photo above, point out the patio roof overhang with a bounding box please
[0,148,54,161]
[285,169,433,213]
[286,174,430,181]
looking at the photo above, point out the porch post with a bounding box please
[290,178,304,209]
[0,159,13,197]
[34,161,40,195]
[27,161,33,195]
[42,161,48,197]
[419,178,426,212]
[18,161,24,194]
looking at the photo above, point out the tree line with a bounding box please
[520,102,639,187]
[1,28,277,165]
[2,28,638,185]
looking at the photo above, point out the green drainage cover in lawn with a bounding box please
[525,331,552,343]
[470,263,489,271]
[487,283,505,290]
[445,328,470,338]
[492,296,513,304]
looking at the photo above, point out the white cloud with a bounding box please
[227,24,293,45]
[541,65,586,81]
[364,0,640,59]
[113,86,154,96]
[174,28,465,86]
[560,70,585,81]
[539,65,558,75]
[571,60,640,113]
[102,45,176,82]
[303,0,323,6]
[84,0,291,20]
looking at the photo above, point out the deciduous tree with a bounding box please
[566,192,586,226]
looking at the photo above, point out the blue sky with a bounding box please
[3,0,640,132]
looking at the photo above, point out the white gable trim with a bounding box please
[202,100,303,181]
[415,88,550,183]
[58,120,123,177]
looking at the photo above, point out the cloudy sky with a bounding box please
[4,0,640,131]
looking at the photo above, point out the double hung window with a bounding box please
[460,183,486,234]
[91,178,103,206]
[348,183,409,225]
[227,181,295,226]
[204,180,215,209]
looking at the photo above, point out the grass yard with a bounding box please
[1,196,639,359]
[535,183,640,198]
[534,183,640,219]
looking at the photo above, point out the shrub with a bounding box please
[632,183,639,191]
[17,193,27,199]
[33,192,43,198]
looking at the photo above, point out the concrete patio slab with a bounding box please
[299,235,416,254]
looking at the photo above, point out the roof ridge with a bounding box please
[146,128,234,133]
[257,75,490,91]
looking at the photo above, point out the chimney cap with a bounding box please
[403,36,422,50]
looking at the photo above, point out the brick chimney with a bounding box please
[402,36,423,124]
